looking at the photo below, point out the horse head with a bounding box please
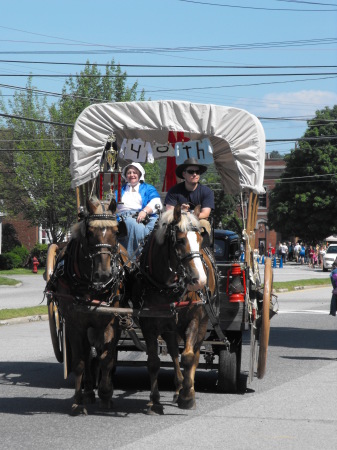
[72,196,123,290]
[156,204,207,292]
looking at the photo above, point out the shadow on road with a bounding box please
[269,327,337,351]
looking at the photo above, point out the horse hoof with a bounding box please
[99,400,113,410]
[177,396,196,410]
[147,403,164,415]
[83,391,96,405]
[71,404,88,416]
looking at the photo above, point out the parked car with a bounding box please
[323,244,337,271]
[213,229,240,263]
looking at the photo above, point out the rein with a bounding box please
[49,209,128,302]
[139,216,206,302]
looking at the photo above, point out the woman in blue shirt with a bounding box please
[116,163,162,259]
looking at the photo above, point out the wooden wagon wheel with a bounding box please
[257,257,273,379]
[46,244,64,363]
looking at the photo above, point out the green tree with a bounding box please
[268,105,337,243]
[269,150,283,159]
[202,167,243,234]
[0,78,75,242]
[0,62,146,242]
[144,162,161,188]
[50,60,144,130]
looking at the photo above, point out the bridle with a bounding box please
[156,216,206,293]
[80,212,125,292]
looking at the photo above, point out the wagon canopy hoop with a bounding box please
[70,100,266,196]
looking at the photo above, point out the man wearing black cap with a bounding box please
[164,158,214,229]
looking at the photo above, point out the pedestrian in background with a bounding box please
[329,257,337,316]
[309,245,315,268]
[281,242,288,264]
[319,245,326,270]
[299,243,306,265]
[294,242,301,263]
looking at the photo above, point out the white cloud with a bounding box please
[252,90,337,117]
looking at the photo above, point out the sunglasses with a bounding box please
[185,169,200,175]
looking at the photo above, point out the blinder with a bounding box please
[80,211,122,290]
[167,221,204,287]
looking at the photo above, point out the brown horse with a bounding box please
[138,205,217,414]
[46,196,129,415]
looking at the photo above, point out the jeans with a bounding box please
[118,210,157,260]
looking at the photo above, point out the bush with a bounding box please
[0,252,22,269]
[1,223,21,253]
[11,245,29,266]
[30,243,48,267]
[0,254,10,270]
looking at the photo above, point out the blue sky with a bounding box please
[0,0,336,155]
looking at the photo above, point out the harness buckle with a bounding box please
[169,302,178,323]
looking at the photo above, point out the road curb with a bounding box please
[0,282,23,289]
[0,314,48,326]
[274,284,330,293]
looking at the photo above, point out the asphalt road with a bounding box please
[0,263,331,312]
[1,278,337,449]
[0,274,46,310]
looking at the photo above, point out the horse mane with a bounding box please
[70,196,118,239]
[155,209,201,245]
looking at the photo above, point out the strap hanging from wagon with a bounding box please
[200,285,230,346]
[162,131,190,191]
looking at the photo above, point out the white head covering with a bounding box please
[122,162,145,182]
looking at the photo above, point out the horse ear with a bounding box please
[174,204,181,223]
[86,195,102,214]
[108,198,117,214]
[194,205,201,218]
[86,196,95,214]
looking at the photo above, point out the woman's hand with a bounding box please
[137,209,148,223]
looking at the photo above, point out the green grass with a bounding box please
[0,268,44,275]
[273,278,330,291]
[0,306,48,321]
[0,275,330,321]
[0,276,21,286]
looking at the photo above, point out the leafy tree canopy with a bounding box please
[202,167,243,235]
[268,105,337,244]
[0,61,145,242]
[269,150,283,159]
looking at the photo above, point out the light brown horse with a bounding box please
[138,205,217,414]
[46,196,129,415]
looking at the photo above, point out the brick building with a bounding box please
[0,213,49,253]
[255,155,286,255]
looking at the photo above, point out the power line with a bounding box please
[1,72,337,78]
[1,59,337,69]
[0,148,69,153]
[0,113,73,127]
[142,75,337,92]
[177,0,337,10]
[1,112,336,141]
[277,1,337,6]
[1,39,337,56]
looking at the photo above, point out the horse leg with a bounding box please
[178,318,205,410]
[163,331,183,403]
[97,322,117,410]
[143,326,163,415]
[82,343,97,405]
[69,334,88,416]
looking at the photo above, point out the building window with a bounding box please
[259,187,267,208]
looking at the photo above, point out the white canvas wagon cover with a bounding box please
[70,100,266,195]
